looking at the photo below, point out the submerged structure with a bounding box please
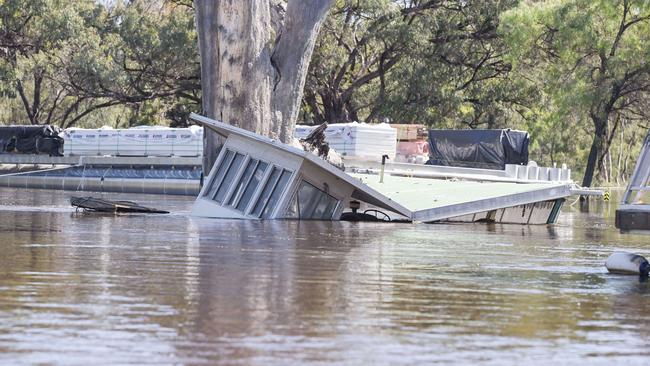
[0,155,201,195]
[0,125,203,195]
[190,114,408,220]
[616,131,650,231]
[190,114,599,224]
[0,115,600,224]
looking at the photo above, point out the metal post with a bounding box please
[380,154,389,183]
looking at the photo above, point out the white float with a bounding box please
[605,252,650,275]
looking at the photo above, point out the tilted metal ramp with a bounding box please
[617,130,650,230]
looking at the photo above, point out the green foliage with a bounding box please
[302,0,650,185]
[304,0,531,129]
[501,0,650,185]
[1,0,649,186]
[0,0,199,127]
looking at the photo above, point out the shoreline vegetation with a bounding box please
[1,0,648,187]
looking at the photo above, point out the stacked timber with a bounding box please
[390,124,426,141]
[391,124,428,164]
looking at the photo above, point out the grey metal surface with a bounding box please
[569,187,604,196]
[79,156,201,166]
[346,158,573,184]
[0,154,201,167]
[412,184,573,223]
[616,209,650,231]
[0,175,200,196]
[617,130,650,230]
[0,155,80,165]
[621,130,650,206]
[0,164,201,196]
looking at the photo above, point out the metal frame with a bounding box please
[412,184,573,222]
[251,166,293,218]
[620,131,650,209]
[195,141,298,219]
[227,159,261,209]
[221,155,251,204]
[345,158,573,184]
[206,149,236,200]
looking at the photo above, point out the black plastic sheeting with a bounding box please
[0,125,64,156]
[426,129,529,170]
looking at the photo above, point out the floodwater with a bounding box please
[0,188,649,365]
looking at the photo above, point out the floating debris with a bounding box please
[71,196,169,214]
[605,252,650,276]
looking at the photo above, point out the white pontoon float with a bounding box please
[190,113,601,224]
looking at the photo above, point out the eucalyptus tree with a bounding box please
[304,0,449,124]
[502,0,650,187]
[194,0,335,174]
[375,0,524,128]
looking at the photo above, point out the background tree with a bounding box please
[0,0,89,125]
[0,0,199,128]
[303,0,528,127]
[57,0,200,128]
[501,0,650,187]
[1,0,649,187]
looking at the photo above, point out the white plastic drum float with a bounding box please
[605,252,650,276]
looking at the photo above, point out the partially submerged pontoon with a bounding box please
[190,113,600,224]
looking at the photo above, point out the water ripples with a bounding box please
[0,188,649,365]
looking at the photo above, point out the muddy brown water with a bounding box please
[0,188,649,365]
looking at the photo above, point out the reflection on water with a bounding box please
[0,188,649,365]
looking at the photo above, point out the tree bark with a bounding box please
[194,0,334,176]
[582,114,608,188]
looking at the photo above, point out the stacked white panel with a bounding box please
[172,126,204,157]
[295,122,396,160]
[62,126,203,157]
[113,130,148,156]
[63,129,101,156]
[97,129,120,156]
[146,130,171,156]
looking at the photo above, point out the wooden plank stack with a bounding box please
[390,124,426,141]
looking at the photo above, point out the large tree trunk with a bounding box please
[194,0,334,176]
[582,114,608,188]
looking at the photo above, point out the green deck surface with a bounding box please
[349,173,559,211]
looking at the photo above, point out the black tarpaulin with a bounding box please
[0,125,64,156]
[426,129,529,170]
